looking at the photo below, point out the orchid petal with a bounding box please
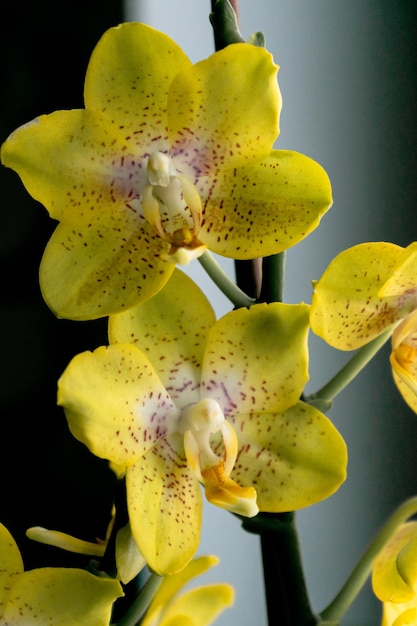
[230,402,347,512]
[0,523,23,611]
[201,302,310,415]
[85,23,191,155]
[157,585,234,626]
[142,555,221,624]
[373,523,417,603]
[126,436,202,575]
[58,344,179,467]
[115,523,146,584]
[379,242,417,299]
[109,269,215,406]
[311,242,405,350]
[391,310,417,413]
[40,212,174,320]
[197,150,332,259]
[1,110,141,225]
[1,568,122,626]
[168,43,280,177]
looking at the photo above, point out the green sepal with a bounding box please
[247,31,265,47]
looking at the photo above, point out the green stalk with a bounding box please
[319,496,417,622]
[305,327,394,407]
[198,250,255,308]
[115,573,163,626]
[259,252,286,303]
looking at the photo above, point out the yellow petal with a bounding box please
[126,436,202,575]
[85,23,191,155]
[109,269,216,406]
[115,523,146,584]
[230,402,347,512]
[169,43,280,177]
[158,584,234,626]
[379,242,417,298]
[391,311,417,414]
[40,213,174,320]
[142,555,222,625]
[58,344,179,467]
[1,568,122,625]
[1,109,138,225]
[0,523,23,612]
[373,522,417,603]
[197,150,332,259]
[311,242,404,350]
[201,302,310,415]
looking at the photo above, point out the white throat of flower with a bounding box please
[181,398,258,517]
[142,151,207,264]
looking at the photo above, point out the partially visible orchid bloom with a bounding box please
[0,522,122,625]
[58,269,347,575]
[391,310,417,414]
[372,522,417,626]
[1,22,332,320]
[27,513,147,585]
[310,241,417,411]
[141,555,234,626]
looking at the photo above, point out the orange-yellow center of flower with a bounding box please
[181,398,258,517]
[142,151,206,263]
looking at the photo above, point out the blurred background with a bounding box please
[1,1,417,624]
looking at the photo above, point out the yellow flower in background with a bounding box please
[1,22,332,320]
[0,522,122,625]
[141,555,234,626]
[372,522,417,626]
[390,310,417,414]
[310,241,417,411]
[58,269,347,575]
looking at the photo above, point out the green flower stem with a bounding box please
[198,250,255,308]
[259,252,286,303]
[242,513,318,626]
[319,496,417,623]
[115,573,163,626]
[306,327,394,407]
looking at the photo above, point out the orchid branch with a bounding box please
[319,496,417,623]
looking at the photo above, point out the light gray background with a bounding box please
[125,2,417,624]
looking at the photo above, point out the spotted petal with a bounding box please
[378,242,417,299]
[1,109,145,226]
[85,23,191,155]
[58,344,179,467]
[1,568,122,626]
[311,242,405,350]
[168,43,280,178]
[40,209,173,320]
[201,302,310,415]
[109,269,216,406]
[0,523,23,613]
[126,435,202,575]
[197,150,332,259]
[230,402,347,511]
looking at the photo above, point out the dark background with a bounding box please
[0,0,124,569]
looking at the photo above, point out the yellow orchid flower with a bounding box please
[390,310,417,414]
[0,522,123,625]
[310,241,417,411]
[1,22,332,320]
[57,269,347,575]
[372,522,417,626]
[310,241,417,350]
[141,555,234,626]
